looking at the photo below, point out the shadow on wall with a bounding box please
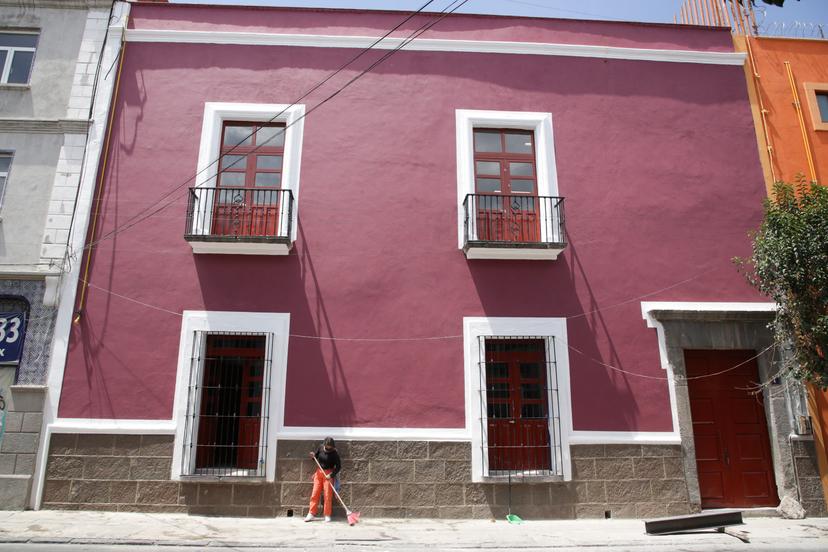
[466,235,639,431]
[193,219,357,428]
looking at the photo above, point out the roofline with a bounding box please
[129,1,732,34]
[753,34,828,45]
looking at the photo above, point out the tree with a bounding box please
[737,177,828,387]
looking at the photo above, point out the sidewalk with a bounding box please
[0,511,827,550]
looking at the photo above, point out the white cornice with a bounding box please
[124,28,747,66]
[0,0,111,9]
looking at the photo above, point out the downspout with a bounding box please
[73,39,127,321]
[784,61,818,183]
[744,36,778,185]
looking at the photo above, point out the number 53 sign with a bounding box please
[0,313,26,365]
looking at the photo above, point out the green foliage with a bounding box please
[736,177,828,387]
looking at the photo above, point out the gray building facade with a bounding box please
[0,0,113,510]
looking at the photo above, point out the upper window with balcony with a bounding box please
[456,110,566,260]
[210,121,287,238]
[185,103,305,255]
[0,32,37,85]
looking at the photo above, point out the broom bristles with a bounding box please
[347,511,361,525]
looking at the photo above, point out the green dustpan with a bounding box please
[506,513,523,524]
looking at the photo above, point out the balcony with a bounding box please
[184,187,294,255]
[463,194,566,260]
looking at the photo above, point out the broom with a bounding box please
[311,454,361,526]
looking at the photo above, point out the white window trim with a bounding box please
[455,109,561,250]
[170,310,290,482]
[193,102,305,242]
[463,316,573,482]
[0,33,37,85]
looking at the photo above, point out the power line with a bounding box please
[78,0,452,252]
[501,0,627,22]
[76,269,778,383]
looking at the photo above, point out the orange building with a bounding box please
[737,34,828,191]
[678,0,828,516]
[735,19,828,521]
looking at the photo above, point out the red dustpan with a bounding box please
[312,455,361,525]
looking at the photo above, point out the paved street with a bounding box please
[0,511,827,551]
[0,545,826,552]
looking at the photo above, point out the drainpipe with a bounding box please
[744,36,778,185]
[784,61,818,183]
[74,39,128,321]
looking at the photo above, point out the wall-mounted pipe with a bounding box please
[74,40,128,321]
[745,37,778,184]
[784,60,818,183]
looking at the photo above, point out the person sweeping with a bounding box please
[305,437,341,522]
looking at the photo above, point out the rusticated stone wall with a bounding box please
[42,435,692,519]
[791,438,828,517]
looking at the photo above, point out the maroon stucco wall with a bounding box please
[57,5,764,433]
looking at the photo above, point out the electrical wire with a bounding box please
[565,339,774,382]
[75,0,447,253]
[54,0,777,385]
[501,0,627,22]
[74,270,777,383]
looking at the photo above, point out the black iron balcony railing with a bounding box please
[463,194,566,250]
[185,187,293,243]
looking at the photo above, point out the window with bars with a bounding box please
[0,32,37,85]
[477,336,563,478]
[180,331,273,477]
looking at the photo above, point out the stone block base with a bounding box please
[42,435,693,518]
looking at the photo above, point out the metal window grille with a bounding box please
[181,331,273,478]
[463,194,566,247]
[477,335,563,478]
[184,187,294,242]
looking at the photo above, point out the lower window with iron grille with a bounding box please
[478,336,564,478]
[180,331,273,477]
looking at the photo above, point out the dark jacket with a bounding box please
[314,446,341,477]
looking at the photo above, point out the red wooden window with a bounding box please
[213,122,285,237]
[473,129,537,195]
[472,129,540,242]
[196,334,266,473]
[485,338,551,472]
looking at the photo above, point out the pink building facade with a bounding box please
[34,2,819,518]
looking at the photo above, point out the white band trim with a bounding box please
[45,421,683,445]
[124,28,747,66]
[276,426,470,441]
[50,419,176,434]
[568,430,681,445]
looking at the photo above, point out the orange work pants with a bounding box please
[308,468,333,517]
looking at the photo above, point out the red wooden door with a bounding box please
[685,350,779,508]
[473,129,540,242]
[213,122,284,237]
[237,358,264,469]
[485,339,550,472]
